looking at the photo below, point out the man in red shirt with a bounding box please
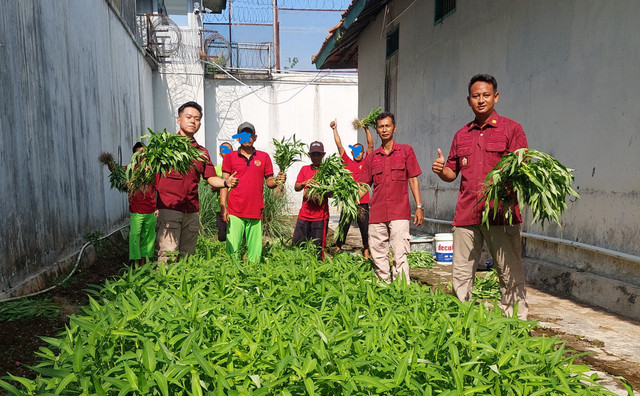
[293,141,330,259]
[432,74,529,320]
[330,120,374,258]
[156,101,238,263]
[359,112,424,284]
[220,122,286,262]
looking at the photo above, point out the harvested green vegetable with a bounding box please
[478,148,580,228]
[98,152,128,192]
[407,250,436,269]
[306,154,369,241]
[0,298,60,321]
[272,134,306,174]
[352,107,383,130]
[126,128,207,192]
[472,269,502,300]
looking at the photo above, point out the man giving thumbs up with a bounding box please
[432,74,529,320]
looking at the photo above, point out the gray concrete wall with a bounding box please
[357,1,640,258]
[0,0,155,296]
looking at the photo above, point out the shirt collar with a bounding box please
[466,111,501,131]
[372,142,397,156]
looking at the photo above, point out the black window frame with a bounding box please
[386,25,399,59]
[434,0,456,25]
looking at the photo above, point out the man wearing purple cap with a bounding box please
[293,141,330,259]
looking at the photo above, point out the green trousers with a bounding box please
[225,215,263,262]
[129,212,156,260]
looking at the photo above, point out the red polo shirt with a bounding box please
[341,152,370,204]
[222,149,274,219]
[445,111,528,226]
[295,165,329,221]
[156,141,215,213]
[358,143,421,223]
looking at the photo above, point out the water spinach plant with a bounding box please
[306,154,369,242]
[407,250,436,269]
[0,240,629,395]
[125,129,207,192]
[99,130,206,194]
[478,148,580,228]
[272,135,307,175]
[352,107,383,130]
[98,152,128,193]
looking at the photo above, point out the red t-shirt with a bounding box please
[341,152,370,204]
[295,165,329,221]
[445,111,528,226]
[222,149,274,219]
[129,187,156,214]
[127,165,157,214]
[358,143,422,223]
[156,141,215,213]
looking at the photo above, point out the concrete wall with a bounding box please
[0,1,155,296]
[204,73,359,211]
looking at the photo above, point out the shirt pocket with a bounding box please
[372,163,384,185]
[391,161,407,181]
[486,133,507,153]
[457,145,473,169]
[165,170,183,180]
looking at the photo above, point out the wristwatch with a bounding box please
[223,180,228,188]
[416,205,424,210]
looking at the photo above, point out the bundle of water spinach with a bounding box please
[352,107,383,130]
[125,128,207,192]
[306,154,369,241]
[478,148,580,228]
[272,134,307,177]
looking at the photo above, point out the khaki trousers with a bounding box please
[368,220,411,284]
[156,209,200,263]
[452,224,528,320]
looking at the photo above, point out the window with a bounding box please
[386,26,399,59]
[434,0,456,24]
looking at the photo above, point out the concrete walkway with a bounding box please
[328,220,640,394]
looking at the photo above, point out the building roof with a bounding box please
[312,0,389,69]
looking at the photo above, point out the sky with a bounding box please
[171,1,352,71]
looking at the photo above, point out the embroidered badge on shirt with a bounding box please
[461,157,468,166]
[254,160,262,166]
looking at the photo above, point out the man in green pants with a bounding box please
[220,122,286,262]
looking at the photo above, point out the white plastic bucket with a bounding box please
[434,233,453,265]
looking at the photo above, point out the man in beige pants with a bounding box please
[432,74,529,320]
[358,112,423,284]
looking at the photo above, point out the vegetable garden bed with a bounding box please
[0,239,633,395]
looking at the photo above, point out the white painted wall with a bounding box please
[357,0,640,258]
[204,73,359,211]
[0,1,155,295]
